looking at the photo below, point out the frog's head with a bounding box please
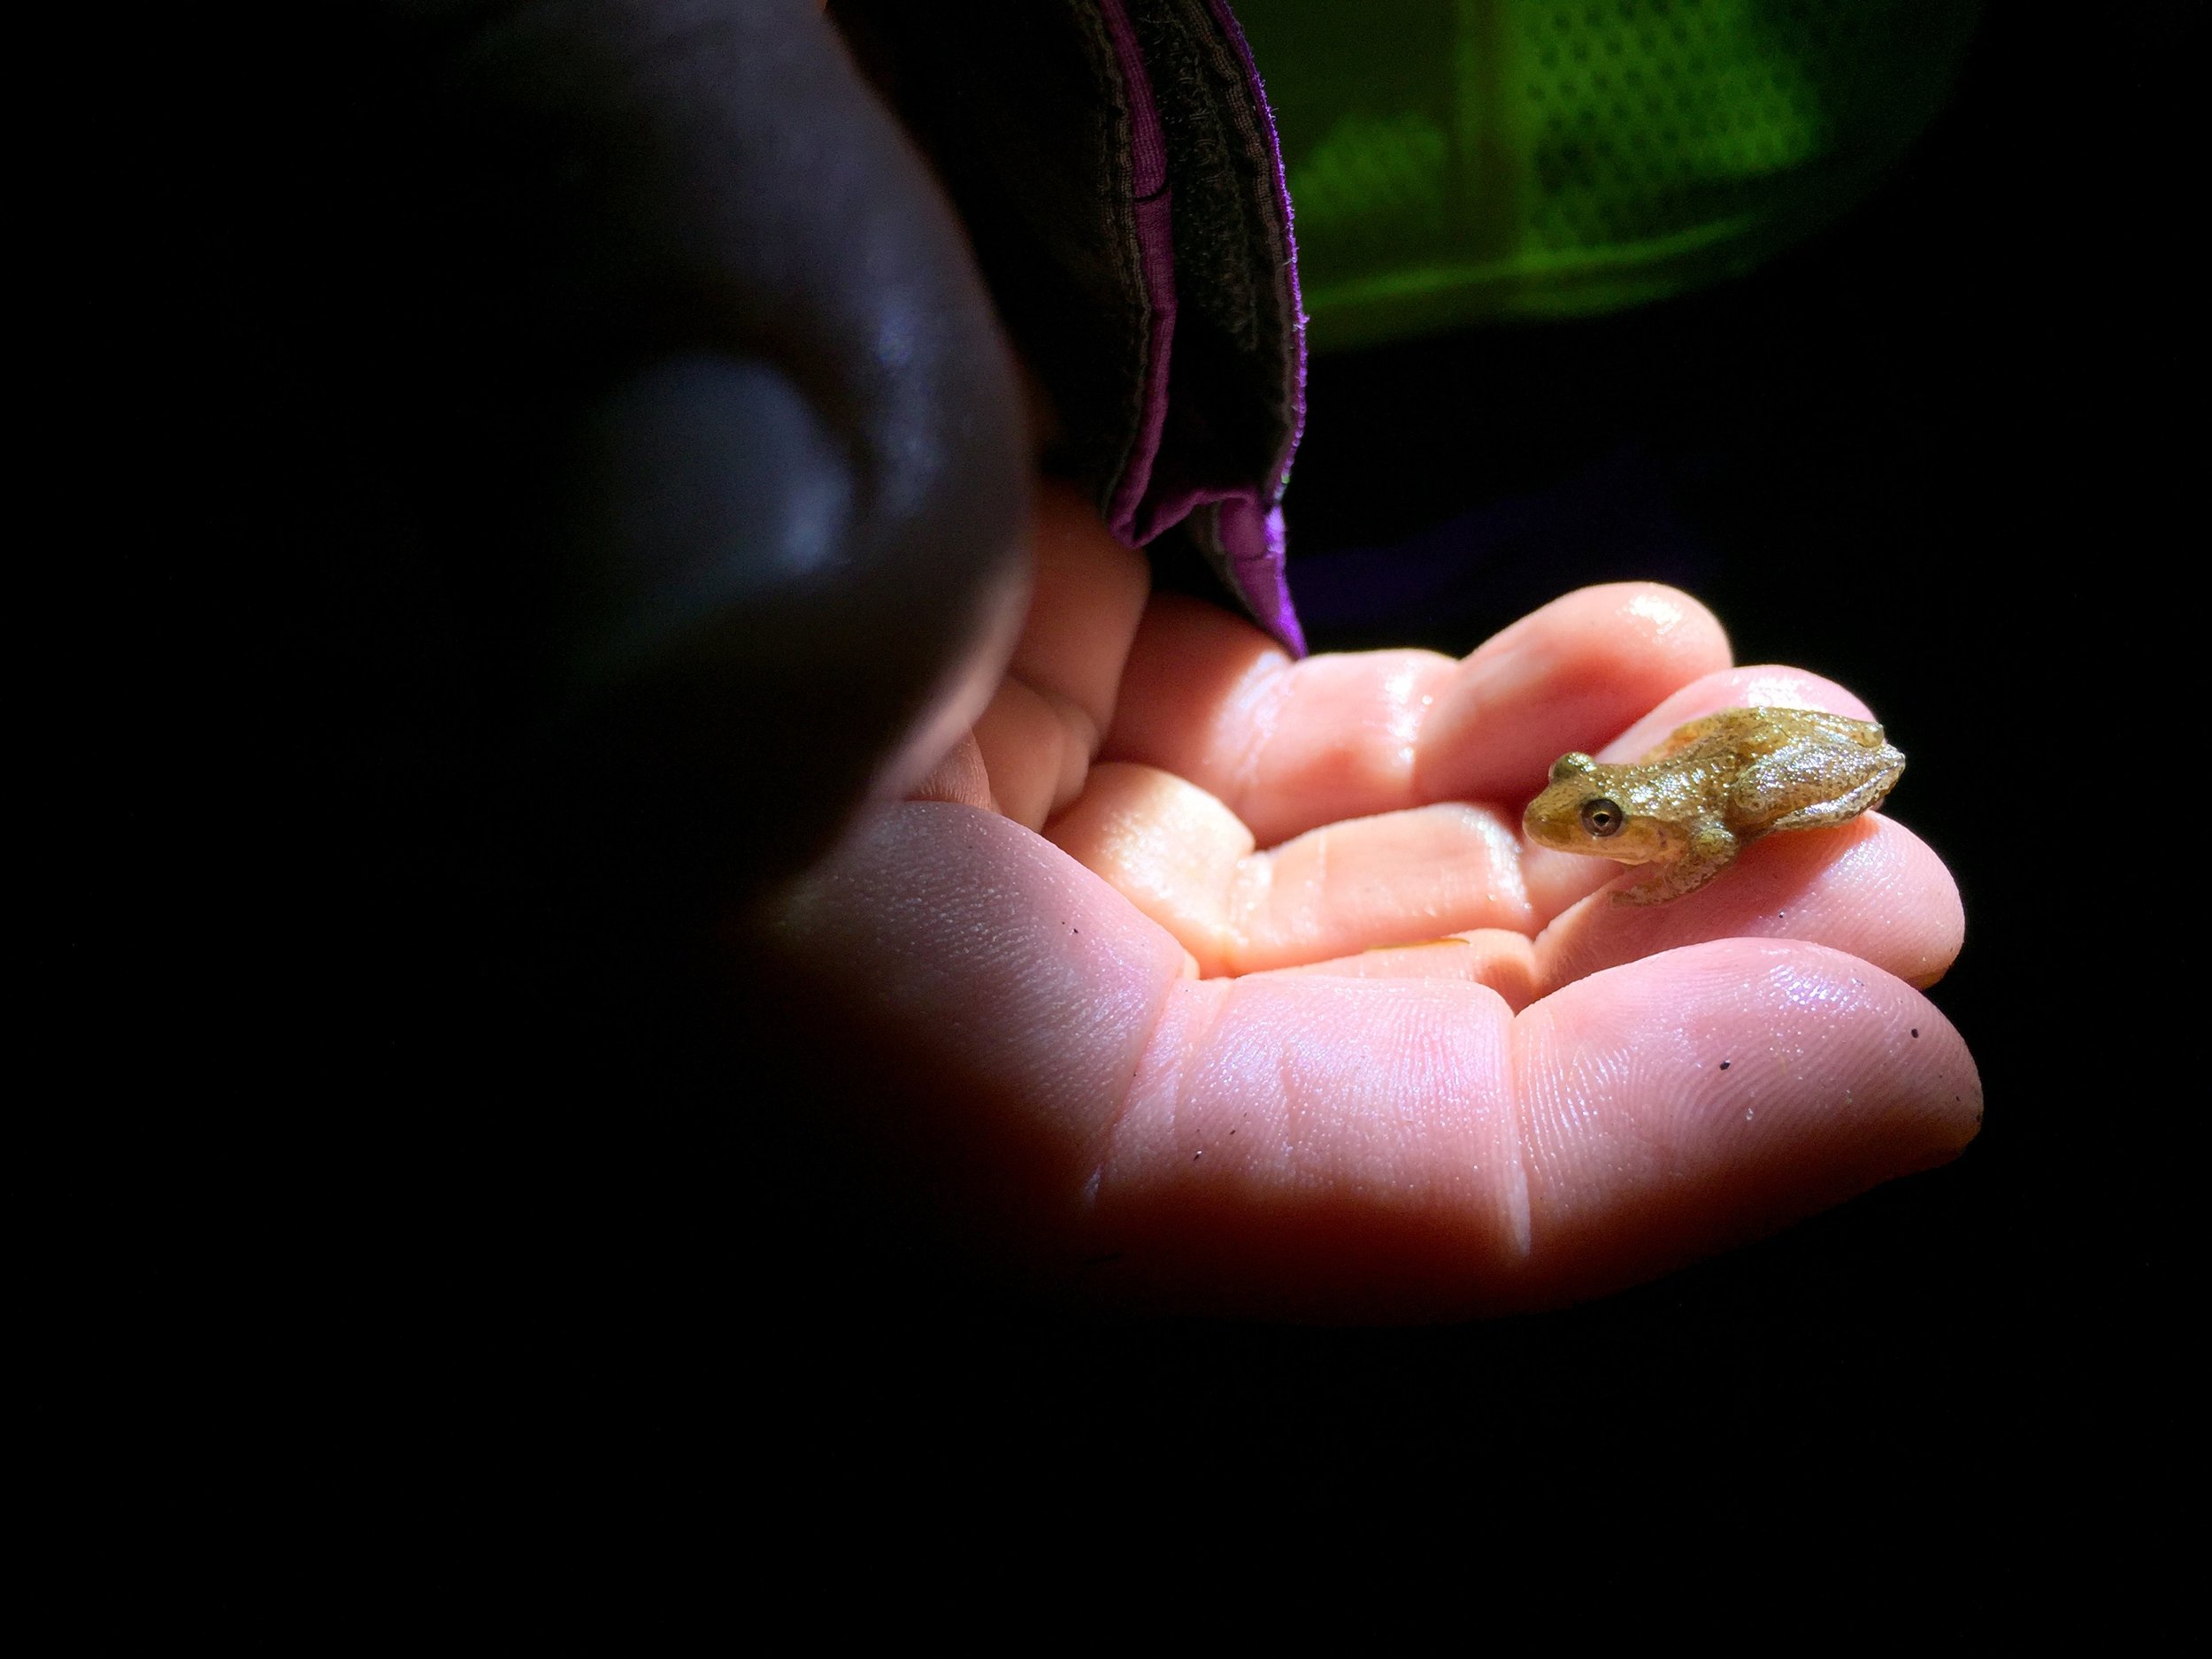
[1522,752,1676,866]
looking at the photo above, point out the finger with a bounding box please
[1279,811,1962,1011]
[194,2,1032,905]
[764,805,1981,1319]
[1496,938,1980,1312]
[969,481,1151,828]
[1519,665,1878,918]
[1056,658,1885,977]
[1414,584,1736,805]
[526,2,1037,892]
[1048,764,1537,975]
[907,731,997,812]
[1002,483,1153,737]
[1102,939,1978,1318]
[1536,810,1962,987]
[1102,595,1450,847]
[1105,584,1729,848]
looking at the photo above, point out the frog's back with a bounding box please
[1647,705,1886,767]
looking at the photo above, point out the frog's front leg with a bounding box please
[1614,822,1739,905]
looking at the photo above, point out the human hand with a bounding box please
[761,483,1979,1319]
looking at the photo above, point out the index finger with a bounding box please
[1102,584,1732,848]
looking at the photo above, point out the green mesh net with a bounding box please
[1236,0,1982,344]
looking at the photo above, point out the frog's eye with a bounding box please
[1579,798,1625,837]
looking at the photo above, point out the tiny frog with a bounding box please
[1522,706,1905,905]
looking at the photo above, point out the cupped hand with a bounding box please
[760,482,1979,1320]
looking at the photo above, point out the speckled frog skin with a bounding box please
[1523,707,1906,905]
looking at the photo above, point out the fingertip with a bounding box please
[1010,480,1152,721]
[388,1,1037,902]
[1510,940,1982,1304]
[1605,582,1732,669]
[1044,762,1252,975]
[1414,583,1734,803]
[906,730,996,810]
[1108,591,1293,774]
[1530,814,1965,997]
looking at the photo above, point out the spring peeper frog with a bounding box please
[1523,706,1905,905]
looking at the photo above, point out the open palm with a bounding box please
[765,483,1978,1318]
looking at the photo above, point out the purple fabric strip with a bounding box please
[1097,1,1179,550]
[1218,496,1304,657]
[1112,6,1171,199]
[1100,1,1309,656]
[1136,488,1303,657]
[1207,0,1308,505]
[1204,0,1307,655]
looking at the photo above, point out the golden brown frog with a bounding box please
[1523,706,1905,905]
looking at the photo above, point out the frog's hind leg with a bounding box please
[1756,744,1907,833]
